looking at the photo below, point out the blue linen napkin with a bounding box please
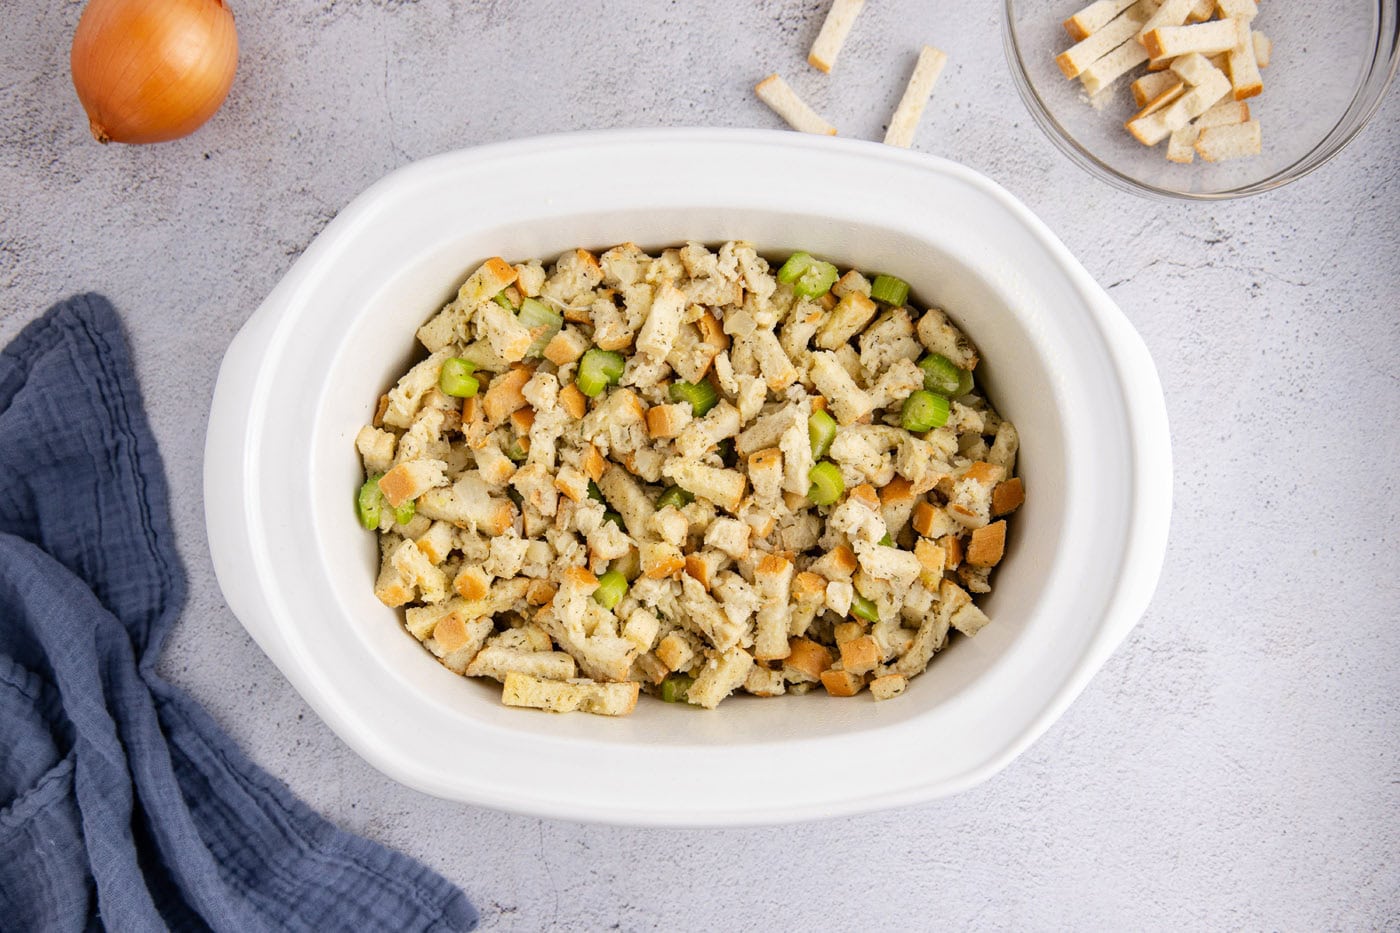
[0,295,477,932]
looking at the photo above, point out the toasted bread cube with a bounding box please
[355,425,396,474]
[453,565,492,602]
[467,648,578,683]
[811,544,859,581]
[991,477,1025,517]
[820,668,864,697]
[687,647,756,709]
[784,637,834,683]
[544,327,590,367]
[580,444,607,483]
[526,580,556,606]
[754,554,795,660]
[949,601,991,638]
[458,257,516,305]
[683,551,724,591]
[377,459,448,508]
[662,460,747,514]
[744,666,786,697]
[640,541,685,580]
[816,291,879,350]
[656,632,697,673]
[808,351,873,426]
[967,520,1007,568]
[913,538,947,583]
[553,465,591,503]
[646,403,693,439]
[870,673,908,701]
[479,300,534,363]
[482,366,534,424]
[501,672,638,716]
[839,635,881,675]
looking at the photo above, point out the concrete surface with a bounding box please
[3,2,1398,930]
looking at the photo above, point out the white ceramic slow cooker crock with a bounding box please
[205,129,1171,826]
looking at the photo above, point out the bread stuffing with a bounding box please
[356,242,1024,715]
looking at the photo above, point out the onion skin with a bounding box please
[71,0,238,144]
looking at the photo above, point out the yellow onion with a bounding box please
[71,0,238,144]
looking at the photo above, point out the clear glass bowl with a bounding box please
[1004,0,1399,199]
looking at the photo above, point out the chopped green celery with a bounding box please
[576,347,625,397]
[655,485,694,510]
[356,475,384,529]
[506,437,528,462]
[954,366,975,398]
[869,274,910,306]
[518,297,563,357]
[901,390,950,433]
[612,549,642,582]
[603,510,624,528]
[659,673,695,703]
[493,292,516,310]
[808,409,838,459]
[777,251,839,299]
[807,461,845,506]
[392,499,416,525]
[917,353,965,397]
[593,570,629,609]
[776,251,814,284]
[438,357,479,398]
[879,532,894,547]
[850,594,880,623]
[669,380,718,417]
[587,480,605,502]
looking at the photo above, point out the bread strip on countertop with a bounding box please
[808,0,866,74]
[883,46,949,148]
[755,74,837,136]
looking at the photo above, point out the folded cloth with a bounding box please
[0,295,477,932]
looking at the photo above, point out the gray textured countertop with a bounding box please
[3,2,1397,929]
